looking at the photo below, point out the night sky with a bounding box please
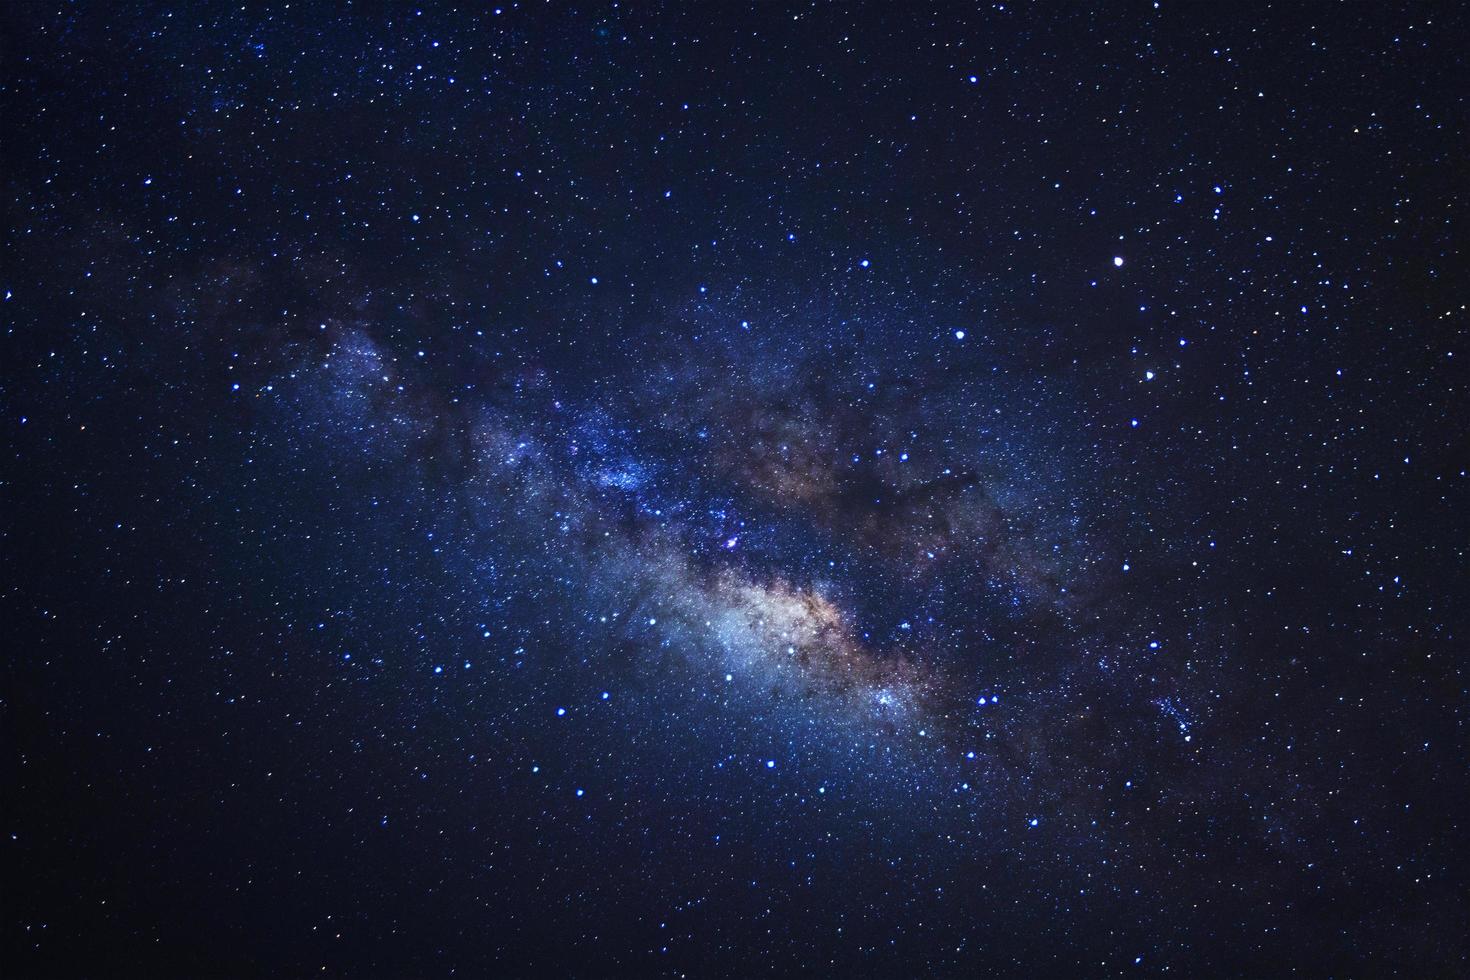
[3,3,1468,977]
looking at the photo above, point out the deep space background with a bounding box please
[3,2,1468,977]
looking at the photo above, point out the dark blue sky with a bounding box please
[4,3,1467,976]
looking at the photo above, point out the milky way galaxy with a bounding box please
[5,4,1467,977]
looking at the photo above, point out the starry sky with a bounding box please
[3,3,1468,977]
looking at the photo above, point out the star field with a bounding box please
[3,3,1468,977]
